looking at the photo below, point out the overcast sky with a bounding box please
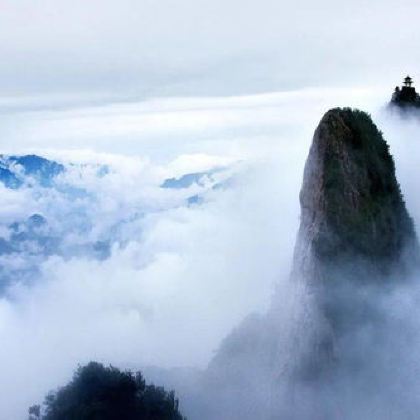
[0,0,420,100]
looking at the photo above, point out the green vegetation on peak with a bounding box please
[300,107,417,276]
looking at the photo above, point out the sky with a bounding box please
[1,1,420,419]
[0,0,419,100]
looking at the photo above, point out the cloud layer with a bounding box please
[0,86,418,419]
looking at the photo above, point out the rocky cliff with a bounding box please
[296,108,417,279]
[194,108,420,419]
[288,107,419,381]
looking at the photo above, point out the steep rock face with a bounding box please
[289,108,419,378]
[295,108,417,283]
[193,108,420,419]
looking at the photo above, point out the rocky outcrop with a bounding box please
[296,108,417,279]
[193,108,420,419]
[287,107,419,381]
[390,76,420,110]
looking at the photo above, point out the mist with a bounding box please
[2,1,420,417]
[175,103,420,420]
[0,84,418,419]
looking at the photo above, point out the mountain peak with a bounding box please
[294,107,418,282]
[196,108,420,419]
[287,108,420,386]
[390,75,420,109]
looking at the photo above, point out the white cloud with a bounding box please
[0,86,418,418]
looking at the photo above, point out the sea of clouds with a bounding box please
[0,86,418,418]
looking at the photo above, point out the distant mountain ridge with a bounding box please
[0,154,64,188]
[0,153,234,293]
